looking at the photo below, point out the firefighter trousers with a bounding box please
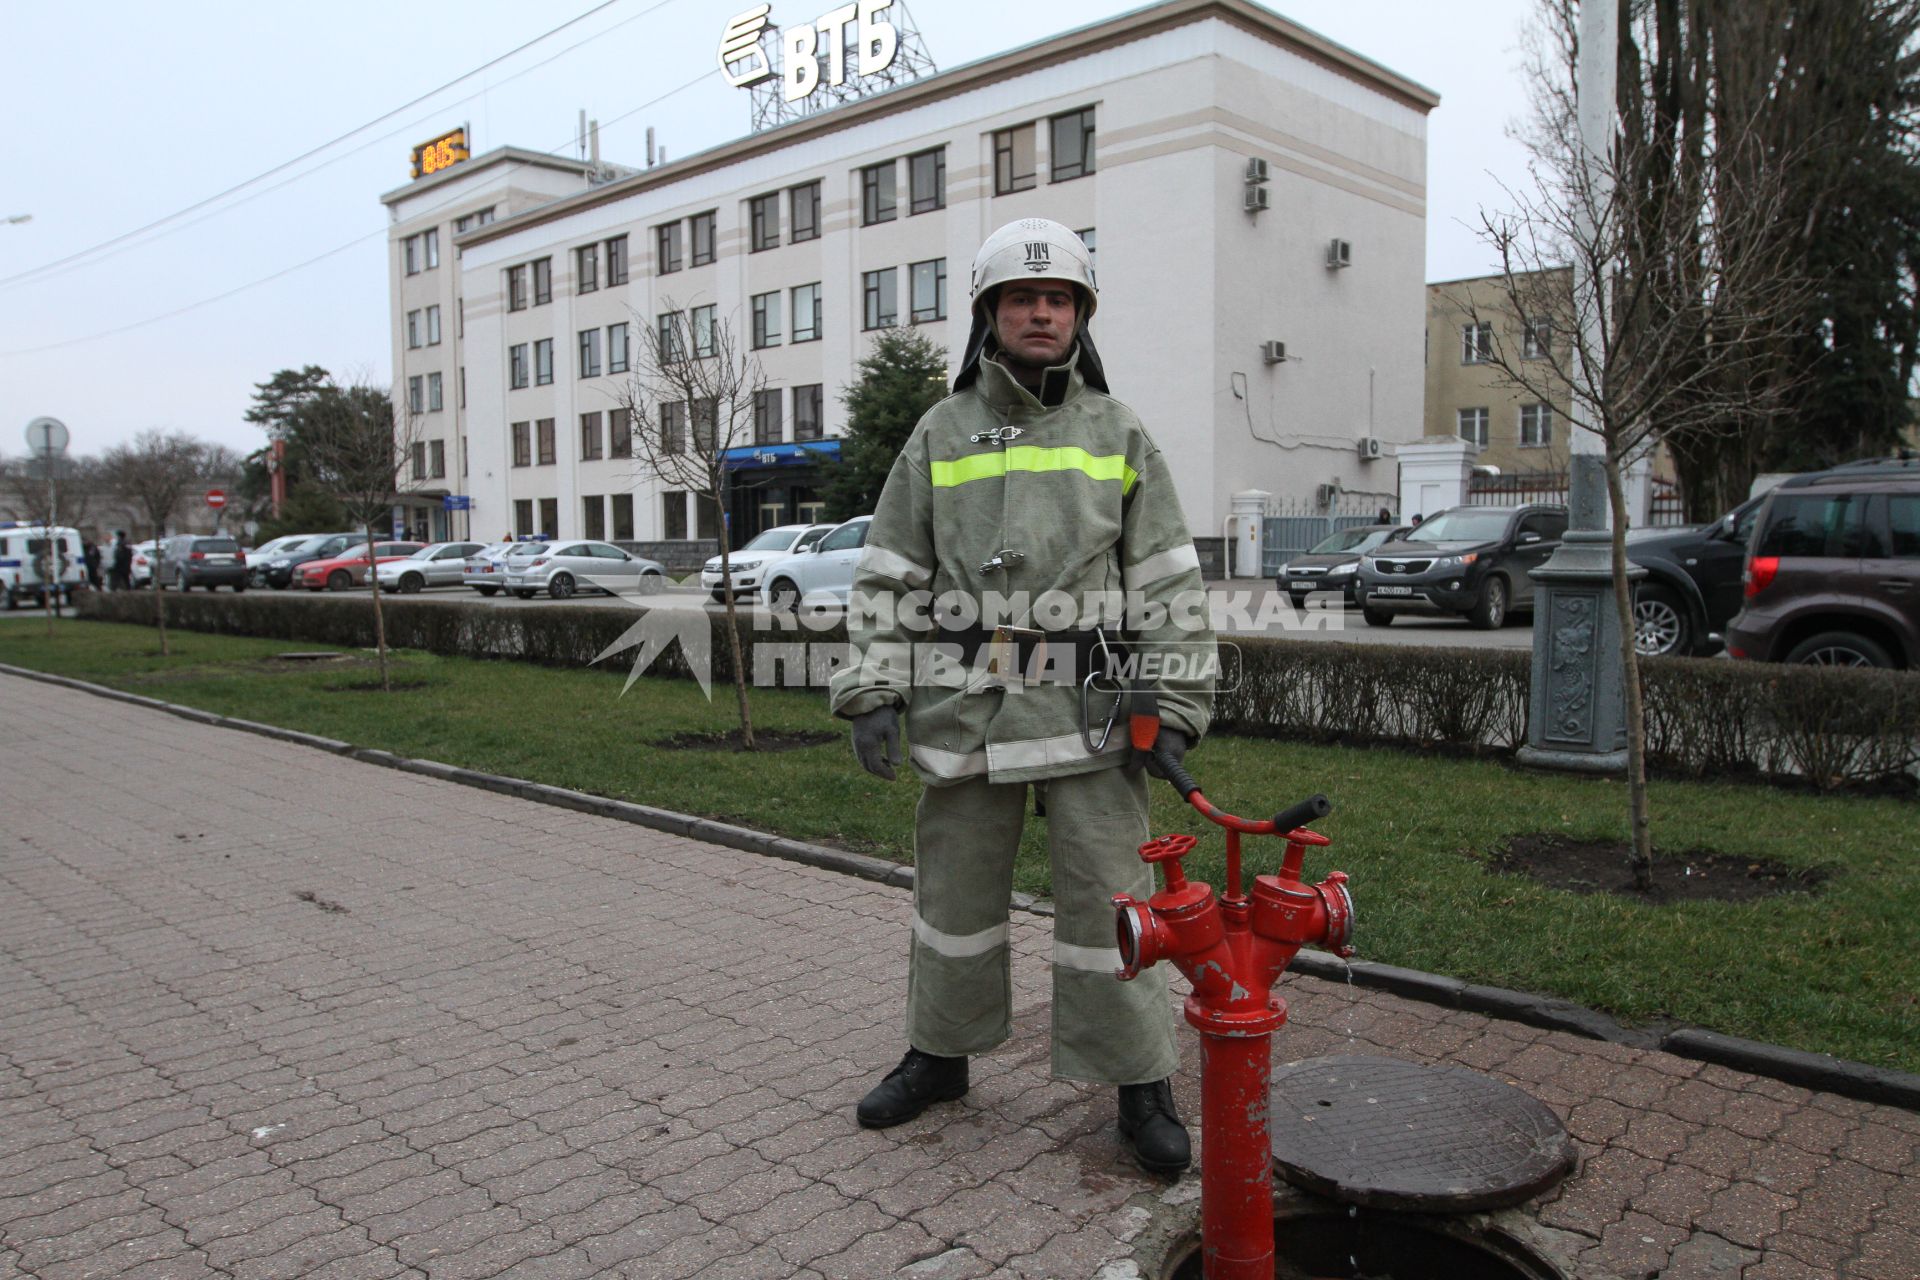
[905,764,1179,1085]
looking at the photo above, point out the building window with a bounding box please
[657,311,685,362]
[691,397,717,452]
[457,297,464,339]
[612,493,634,540]
[861,161,896,225]
[750,193,780,251]
[754,388,783,445]
[424,228,440,269]
[454,207,494,234]
[692,304,717,358]
[1458,407,1490,448]
[862,268,898,329]
[576,244,599,293]
[790,180,820,242]
[1050,107,1096,182]
[1519,403,1553,448]
[1523,318,1551,360]
[406,310,421,349]
[427,371,443,412]
[515,499,533,537]
[660,400,688,454]
[507,264,528,311]
[426,305,441,345]
[1076,228,1096,270]
[608,322,629,373]
[429,439,445,478]
[581,411,604,460]
[584,495,605,540]
[994,124,1036,194]
[656,222,683,274]
[663,492,688,540]
[532,257,552,305]
[791,284,822,342]
[908,147,945,214]
[411,441,427,481]
[690,210,717,266]
[539,498,557,538]
[534,338,554,385]
[407,376,424,414]
[458,366,465,409]
[404,235,420,276]
[509,344,529,389]
[512,421,531,467]
[910,258,946,323]
[610,408,632,459]
[696,492,720,540]
[793,384,823,441]
[606,234,629,285]
[578,328,602,378]
[752,291,781,348]
[536,418,556,465]
[460,434,468,476]
[1461,322,1493,364]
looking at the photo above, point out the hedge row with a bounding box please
[77,592,1918,792]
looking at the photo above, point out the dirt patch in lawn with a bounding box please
[1486,833,1827,905]
[654,728,839,753]
[321,677,435,693]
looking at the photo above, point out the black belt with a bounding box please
[932,625,1125,679]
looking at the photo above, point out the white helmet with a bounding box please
[968,218,1097,320]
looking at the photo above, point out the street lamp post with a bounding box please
[24,417,71,635]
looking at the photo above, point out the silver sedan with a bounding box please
[374,542,486,594]
[501,541,666,599]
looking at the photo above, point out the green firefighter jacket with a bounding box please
[829,348,1216,786]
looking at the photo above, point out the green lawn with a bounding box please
[4,617,1916,1073]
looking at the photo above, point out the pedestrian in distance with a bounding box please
[832,217,1216,1176]
[108,531,133,591]
[1376,506,1393,523]
[83,539,102,590]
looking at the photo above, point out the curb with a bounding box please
[5,660,1916,1112]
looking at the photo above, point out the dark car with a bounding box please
[1275,524,1407,608]
[1625,495,1766,657]
[256,533,360,589]
[159,535,248,591]
[1723,459,1920,668]
[1354,504,1567,629]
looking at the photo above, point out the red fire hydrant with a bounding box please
[1113,750,1353,1280]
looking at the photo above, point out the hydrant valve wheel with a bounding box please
[1138,833,1198,864]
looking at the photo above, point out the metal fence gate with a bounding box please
[1260,510,1384,577]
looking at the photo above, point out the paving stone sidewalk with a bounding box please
[1,673,1916,1280]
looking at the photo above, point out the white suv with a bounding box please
[701,523,835,601]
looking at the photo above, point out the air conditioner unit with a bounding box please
[1358,437,1384,460]
[1244,186,1270,213]
[1260,340,1288,365]
[1315,483,1340,507]
[1326,238,1352,269]
[1245,157,1270,184]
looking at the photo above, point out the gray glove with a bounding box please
[850,706,902,781]
[1144,728,1190,780]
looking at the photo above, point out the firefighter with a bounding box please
[829,217,1215,1174]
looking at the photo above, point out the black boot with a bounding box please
[856,1049,969,1128]
[1118,1079,1191,1175]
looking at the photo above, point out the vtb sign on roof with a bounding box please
[719,1,901,103]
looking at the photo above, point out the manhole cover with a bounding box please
[1270,1054,1574,1212]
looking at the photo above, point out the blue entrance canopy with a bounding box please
[720,439,842,472]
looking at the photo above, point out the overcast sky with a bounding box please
[0,0,1541,461]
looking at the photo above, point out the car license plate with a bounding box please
[1374,585,1413,596]
[1289,579,1316,590]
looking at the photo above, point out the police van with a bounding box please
[0,523,89,610]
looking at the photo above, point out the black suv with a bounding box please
[1625,495,1765,657]
[1724,457,1920,668]
[1354,504,1568,629]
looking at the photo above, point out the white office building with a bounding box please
[381,0,1436,571]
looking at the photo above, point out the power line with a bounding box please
[0,66,718,359]
[0,0,633,292]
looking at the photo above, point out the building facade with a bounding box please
[382,0,1438,559]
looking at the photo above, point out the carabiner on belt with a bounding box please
[1079,627,1125,754]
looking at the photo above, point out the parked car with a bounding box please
[243,535,307,570]
[502,541,665,599]
[1624,495,1767,657]
[255,533,359,589]
[1274,523,1407,608]
[1723,459,1920,668]
[701,523,836,601]
[761,516,872,612]
[1354,504,1568,629]
[297,542,424,592]
[159,534,248,592]
[0,523,88,609]
[374,542,486,594]
[462,542,531,596]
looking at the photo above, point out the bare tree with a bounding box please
[300,376,422,692]
[616,303,767,748]
[1465,102,1818,889]
[99,430,223,657]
